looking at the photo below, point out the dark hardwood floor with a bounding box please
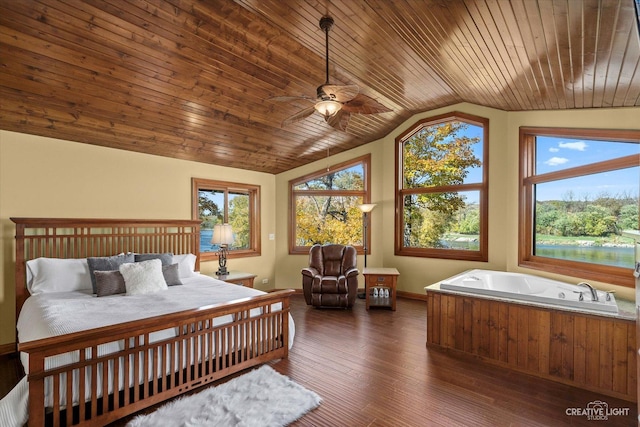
[1,294,637,426]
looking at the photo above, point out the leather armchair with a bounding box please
[301,244,359,308]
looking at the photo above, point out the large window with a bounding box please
[289,155,371,254]
[519,127,639,287]
[192,178,260,261]
[395,112,489,261]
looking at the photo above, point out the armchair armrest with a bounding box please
[344,267,359,278]
[301,267,319,278]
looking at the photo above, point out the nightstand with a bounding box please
[363,267,399,311]
[215,271,257,288]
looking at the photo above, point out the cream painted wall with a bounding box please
[274,103,639,301]
[0,130,277,346]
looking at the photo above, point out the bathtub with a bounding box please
[438,269,618,314]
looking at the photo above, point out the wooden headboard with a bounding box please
[11,218,201,320]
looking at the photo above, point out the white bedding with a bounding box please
[1,274,295,427]
[18,273,295,356]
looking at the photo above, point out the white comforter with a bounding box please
[0,274,295,427]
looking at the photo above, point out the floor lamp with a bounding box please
[357,203,376,298]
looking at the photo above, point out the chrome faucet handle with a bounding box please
[605,290,616,301]
[573,291,584,301]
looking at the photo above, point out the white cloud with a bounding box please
[549,147,559,152]
[545,157,569,166]
[558,141,588,151]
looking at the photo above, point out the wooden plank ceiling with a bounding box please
[1,0,639,174]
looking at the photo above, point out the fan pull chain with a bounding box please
[326,148,330,171]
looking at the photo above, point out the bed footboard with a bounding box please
[20,290,294,427]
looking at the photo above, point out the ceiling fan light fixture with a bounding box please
[314,100,342,118]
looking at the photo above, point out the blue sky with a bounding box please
[535,136,639,201]
[457,126,638,204]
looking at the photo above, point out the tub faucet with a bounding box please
[577,282,599,302]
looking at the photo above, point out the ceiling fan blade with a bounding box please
[341,93,391,114]
[320,84,359,102]
[282,106,316,127]
[325,110,351,132]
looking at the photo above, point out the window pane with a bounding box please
[403,191,480,250]
[198,189,224,253]
[295,195,363,246]
[533,168,639,268]
[228,192,250,249]
[293,164,364,191]
[403,121,483,189]
[535,136,640,174]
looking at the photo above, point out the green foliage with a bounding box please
[456,205,480,234]
[535,192,638,238]
[229,195,249,249]
[198,193,222,230]
[619,204,639,230]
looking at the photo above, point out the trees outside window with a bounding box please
[519,127,639,287]
[192,178,260,261]
[289,155,371,254]
[395,112,489,261]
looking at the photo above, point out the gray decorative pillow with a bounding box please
[135,252,173,266]
[162,263,183,286]
[87,253,134,293]
[94,270,126,297]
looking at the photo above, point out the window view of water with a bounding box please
[441,238,479,250]
[535,244,634,268]
[200,229,219,253]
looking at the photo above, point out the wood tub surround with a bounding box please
[426,290,637,402]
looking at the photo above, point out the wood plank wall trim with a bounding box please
[426,292,637,402]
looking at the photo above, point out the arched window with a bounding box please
[395,112,489,261]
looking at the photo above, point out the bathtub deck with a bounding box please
[426,289,637,402]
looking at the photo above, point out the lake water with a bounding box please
[200,229,218,253]
[433,238,634,269]
[535,244,634,268]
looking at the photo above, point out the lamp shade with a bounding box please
[358,203,377,213]
[314,100,341,118]
[211,223,234,246]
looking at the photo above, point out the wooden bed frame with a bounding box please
[11,218,293,427]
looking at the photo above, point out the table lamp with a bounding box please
[211,223,234,276]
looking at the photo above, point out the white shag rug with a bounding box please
[126,365,321,427]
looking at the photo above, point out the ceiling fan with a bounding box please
[270,16,391,132]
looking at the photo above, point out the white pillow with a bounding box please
[173,253,197,278]
[120,259,167,295]
[26,257,92,295]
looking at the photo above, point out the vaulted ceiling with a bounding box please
[1,0,639,174]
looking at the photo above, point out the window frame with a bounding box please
[192,178,261,262]
[518,127,639,288]
[289,154,371,255]
[395,111,489,261]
